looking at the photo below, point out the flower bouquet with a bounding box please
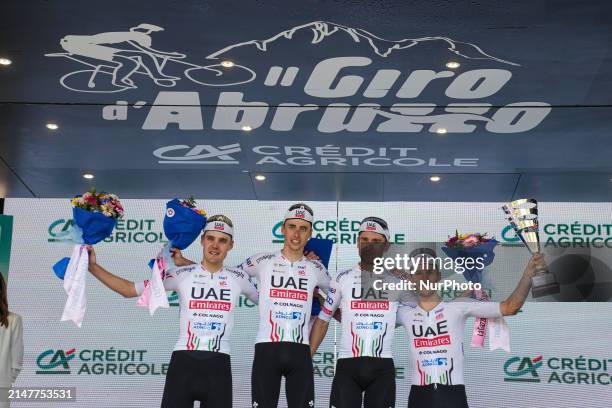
[442,231,508,351]
[137,197,206,314]
[53,189,124,327]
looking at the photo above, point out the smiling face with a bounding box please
[281,218,312,252]
[201,230,233,265]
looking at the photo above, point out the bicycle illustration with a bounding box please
[45,24,256,93]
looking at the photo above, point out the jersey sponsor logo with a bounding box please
[329,287,337,294]
[191,287,231,301]
[213,222,225,231]
[414,335,451,348]
[422,357,448,367]
[270,288,308,301]
[435,312,444,320]
[274,311,302,320]
[192,321,223,331]
[298,269,306,276]
[357,313,384,318]
[412,321,448,337]
[351,300,389,310]
[271,275,308,290]
[255,253,275,263]
[219,280,228,286]
[192,312,225,318]
[355,321,384,330]
[351,287,389,300]
[365,222,377,231]
[174,265,196,276]
[229,269,245,279]
[274,301,304,308]
[189,300,232,311]
[418,349,448,355]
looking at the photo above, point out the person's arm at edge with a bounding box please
[309,317,330,356]
[10,314,23,383]
[499,253,542,316]
[87,246,138,298]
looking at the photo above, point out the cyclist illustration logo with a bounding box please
[45,23,256,93]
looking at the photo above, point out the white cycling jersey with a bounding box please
[238,251,330,344]
[396,300,502,385]
[135,264,258,354]
[319,265,417,359]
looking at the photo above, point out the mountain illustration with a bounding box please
[206,20,520,66]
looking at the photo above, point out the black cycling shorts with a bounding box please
[161,350,232,408]
[330,357,396,408]
[251,342,315,408]
[408,384,469,408]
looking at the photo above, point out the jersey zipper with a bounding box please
[427,310,438,390]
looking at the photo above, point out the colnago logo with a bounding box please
[504,356,543,383]
[355,321,384,330]
[36,348,76,374]
[350,300,389,310]
[414,335,451,348]
[153,144,241,164]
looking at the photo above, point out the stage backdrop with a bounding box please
[4,199,612,408]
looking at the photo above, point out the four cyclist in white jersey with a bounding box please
[88,204,543,408]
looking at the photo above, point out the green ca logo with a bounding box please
[501,225,520,242]
[48,219,73,242]
[503,355,542,383]
[272,221,284,243]
[36,348,76,374]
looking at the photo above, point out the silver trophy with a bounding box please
[502,198,560,298]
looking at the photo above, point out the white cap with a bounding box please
[203,220,234,238]
[284,205,314,224]
[358,217,390,241]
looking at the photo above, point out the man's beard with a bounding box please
[359,242,386,266]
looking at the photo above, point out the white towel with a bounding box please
[61,245,89,327]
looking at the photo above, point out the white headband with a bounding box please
[284,206,314,224]
[359,219,390,240]
[203,220,234,238]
